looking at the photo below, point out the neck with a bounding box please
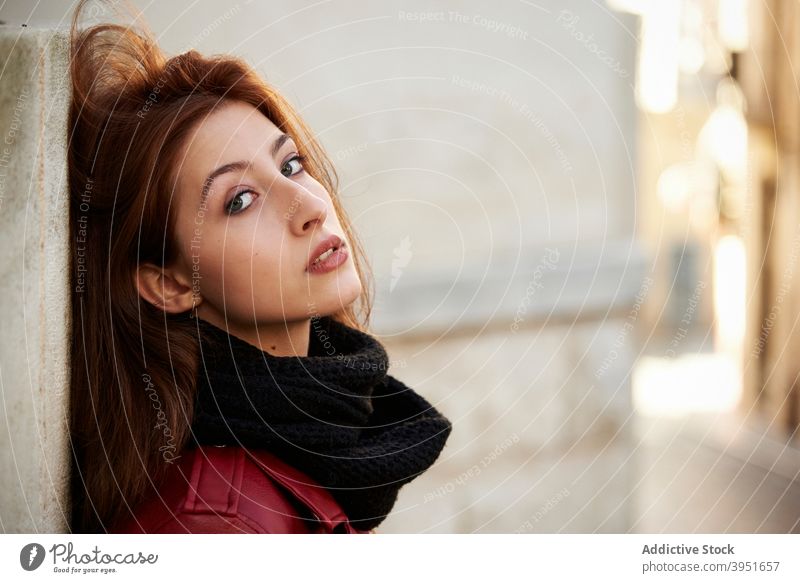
[195,313,311,357]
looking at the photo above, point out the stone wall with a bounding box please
[378,316,639,533]
[0,26,71,533]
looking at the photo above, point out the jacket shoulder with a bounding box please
[110,445,364,534]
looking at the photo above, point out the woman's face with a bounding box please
[168,99,361,328]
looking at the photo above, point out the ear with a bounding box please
[135,261,199,314]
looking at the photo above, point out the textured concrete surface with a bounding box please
[631,414,800,534]
[0,25,71,533]
[377,318,637,533]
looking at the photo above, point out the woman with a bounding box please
[68,0,452,534]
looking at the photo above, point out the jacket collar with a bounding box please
[241,447,352,530]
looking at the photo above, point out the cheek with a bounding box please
[205,223,290,287]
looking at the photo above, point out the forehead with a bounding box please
[176,100,282,185]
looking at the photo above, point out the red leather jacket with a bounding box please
[110,445,373,534]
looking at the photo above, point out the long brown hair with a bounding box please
[67,0,374,533]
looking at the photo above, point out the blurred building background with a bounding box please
[0,0,797,533]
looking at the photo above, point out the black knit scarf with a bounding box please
[188,315,453,531]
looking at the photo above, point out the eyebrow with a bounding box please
[198,132,293,209]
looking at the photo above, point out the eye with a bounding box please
[281,154,306,178]
[225,189,257,215]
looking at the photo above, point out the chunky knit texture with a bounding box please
[189,315,453,530]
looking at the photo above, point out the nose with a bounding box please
[287,184,329,236]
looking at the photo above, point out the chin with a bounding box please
[314,273,362,315]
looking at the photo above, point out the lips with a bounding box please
[306,234,344,271]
